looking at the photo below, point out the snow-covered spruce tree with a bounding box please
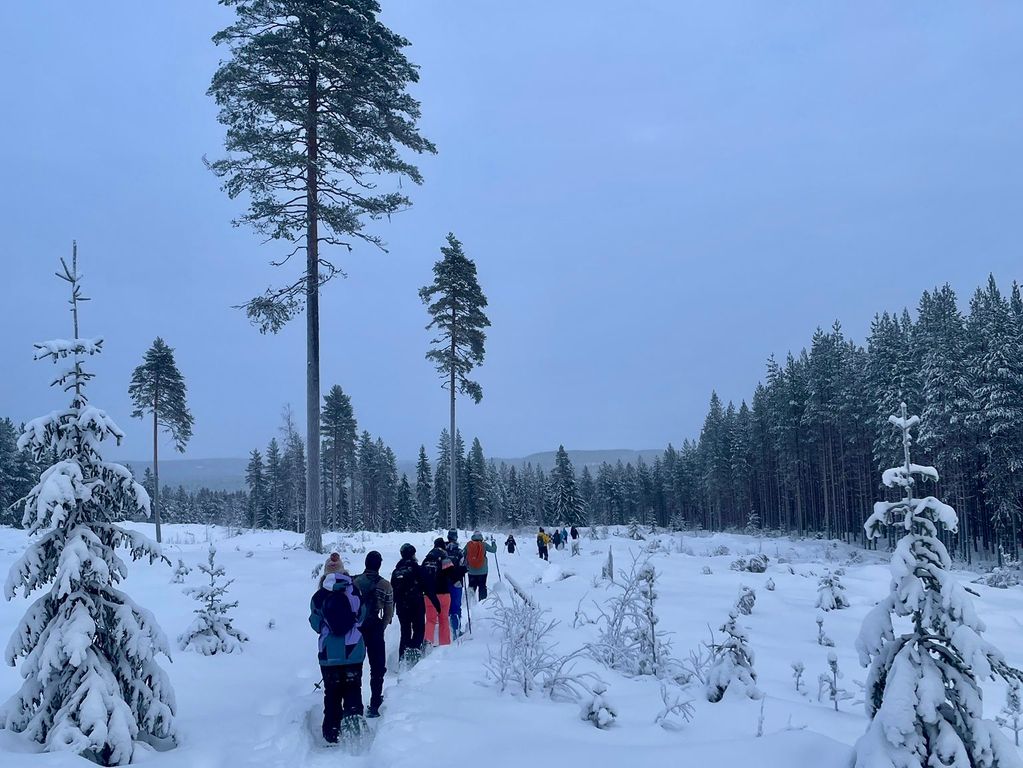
[815,569,849,611]
[853,404,1023,768]
[626,518,645,540]
[998,681,1023,747]
[1,250,175,764]
[705,610,762,703]
[178,546,247,655]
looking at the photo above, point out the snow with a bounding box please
[2,524,1022,767]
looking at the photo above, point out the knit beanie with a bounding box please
[324,552,345,575]
[471,531,484,541]
[447,529,458,543]
[365,550,383,572]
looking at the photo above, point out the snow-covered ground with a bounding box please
[2,524,1021,767]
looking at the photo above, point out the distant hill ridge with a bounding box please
[126,448,664,492]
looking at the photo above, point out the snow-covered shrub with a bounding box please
[745,510,761,536]
[731,555,769,573]
[1,263,175,765]
[677,643,713,686]
[978,566,1021,589]
[172,558,191,584]
[817,652,850,711]
[571,540,581,557]
[765,577,776,591]
[601,547,614,582]
[705,611,762,702]
[542,648,607,705]
[626,519,645,540]
[853,405,1023,768]
[485,579,557,696]
[267,618,276,630]
[815,612,835,647]
[997,681,1023,747]
[587,554,671,676]
[792,661,805,693]
[815,570,849,611]
[701,565,713,575]
[711,545,730,557]
[845,549,864,565]
[580,683,617,729]
[178,546,248,655]
[734,585,756,616]
[655,682,694,730]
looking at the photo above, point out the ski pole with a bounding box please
[463,575,472,635]
[493,540,502,582]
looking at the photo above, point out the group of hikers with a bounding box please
[535,524,579,561]
[309,528,499,743]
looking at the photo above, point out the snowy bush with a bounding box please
[587,554,671,677]
[571,540,580,557]
[1,261,175,765]
[815,612,835,647]
[600,547,614,582]
[580,683,617,729]
[815,570,849,611]
[171,558,191,584]
[542,648,608,706]
[730,555,769,573]
[485,578,557,696]
[701,565,713,575]
[734,585,756,616]
[676,643,713,686]
[711,545,730,557]
[626,519,645,540]
[705,611,762,702]
[765,577,776,591]
[978,566,1021,589]
[655,682,694,730]
[178,546,248,655]
[853,405,1023,768]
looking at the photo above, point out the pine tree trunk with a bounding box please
[303,32,322,552]
[153,386,161,543]
[449,307,457,531]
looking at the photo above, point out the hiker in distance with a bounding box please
[391,543,432,665]
[537,527,550,561]
[465,531,498,601]
[354,551,394,718]
[310,553,366,744]
[444,529,466,638]
[505,534,517,554]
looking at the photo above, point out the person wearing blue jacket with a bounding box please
[310,552,367,744]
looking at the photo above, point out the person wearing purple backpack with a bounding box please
[310,552,367,744]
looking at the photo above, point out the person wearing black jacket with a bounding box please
[390,543,433,663]
[421,538,466,646]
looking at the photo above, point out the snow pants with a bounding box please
[396,600,425,659]
[538,545,549,561]
[321,663,363,743]
[425,593,452,646]
[449,583,463,636]
[361,623,386,710]
[468,573,489,601]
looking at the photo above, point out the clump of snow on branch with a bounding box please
[852,403,1023,768]
[178,546,248,655]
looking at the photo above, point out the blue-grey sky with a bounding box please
[2,2,1022,463]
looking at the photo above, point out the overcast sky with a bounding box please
[2,2,1022,463]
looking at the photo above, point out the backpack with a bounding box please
[421,552,443,589]
[321,579,361,638]
[445,541,463,567]
[391,560,420,602]
[359,573,382,623]
[466,540,486,570]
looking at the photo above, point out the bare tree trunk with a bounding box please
[304,38,322,552]
[152,386,161,544]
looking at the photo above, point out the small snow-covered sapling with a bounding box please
[815,569,849,611]
[765,577,776,591]
[817,652,849,711]
[998,680,1023,747]
[816,612,835,647]
[172,558,191,584]
[705,610,762,703]
[581,683,617,729]
[701,565,713,575]
[655,682,694,730]
[792,661,805,693]
[178,545,249,655]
